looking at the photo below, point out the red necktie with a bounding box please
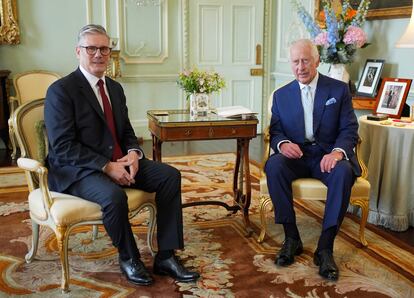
[97,79,123,161]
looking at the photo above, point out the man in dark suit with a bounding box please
[265,39,360,281]
[44,24,199,286]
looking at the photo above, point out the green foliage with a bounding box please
[177,68,226,94]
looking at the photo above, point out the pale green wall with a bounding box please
[0,0,184,139]
[1,0,413,140]
[270,1,414,112]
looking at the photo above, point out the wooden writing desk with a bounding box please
[147,109,258,235]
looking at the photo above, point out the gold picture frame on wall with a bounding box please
[0,0,20,44]
[315,0,412,20]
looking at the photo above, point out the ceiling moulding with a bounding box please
[118,0,168,64]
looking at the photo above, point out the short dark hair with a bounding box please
[77,24,109,45]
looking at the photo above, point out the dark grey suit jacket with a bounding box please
[44,68,141,192]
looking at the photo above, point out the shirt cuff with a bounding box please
[277,140,291,153]
[128,149,144,160]
[332,148,348,160]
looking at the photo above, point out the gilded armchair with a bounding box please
[8,70,61,159]
[257,93,370,247]
[12,98,157,293]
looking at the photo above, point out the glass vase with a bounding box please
[189,93,209,118]
[327,63,350,83]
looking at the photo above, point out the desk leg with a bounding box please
[151,134,162,162]
[234,138,253,236]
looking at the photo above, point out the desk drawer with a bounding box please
[159,125,257,141]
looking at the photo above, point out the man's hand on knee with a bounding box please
[320,151,343,173]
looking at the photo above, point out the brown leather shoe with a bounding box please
[313,249,339,281]
[275,237,303,266]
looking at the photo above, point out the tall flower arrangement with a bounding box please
[292,0,370,64]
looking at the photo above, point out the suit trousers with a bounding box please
[265,143,355,232]
[66,158,184,261]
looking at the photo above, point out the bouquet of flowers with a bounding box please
[292,0,370,64]
[177,68,225,95]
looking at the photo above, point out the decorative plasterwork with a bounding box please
[262,0,272,123]
[118,0,168,64]
[0,0,20,45]
[181,0,189,69]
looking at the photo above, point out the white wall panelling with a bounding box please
[232,5,254,64]
[119,0,168,64]
[198,5,223,65]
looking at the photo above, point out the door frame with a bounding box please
[180,0,273,134]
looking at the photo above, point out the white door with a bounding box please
[188,0,264,131]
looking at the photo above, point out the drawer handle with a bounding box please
[184,129,192,136]
[231,128,237,134]
[208,128,214,137]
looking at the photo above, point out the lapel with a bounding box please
[289,81,306,141]
[313,73,329,134]
[74,68,107,123]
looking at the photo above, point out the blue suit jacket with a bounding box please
[44,68,142,192]
[269,73,361,176]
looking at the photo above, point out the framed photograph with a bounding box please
[315,0,412,20]
[374,78,412,118]
[356,59,385,98]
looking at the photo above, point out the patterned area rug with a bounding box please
[0,153,413,297]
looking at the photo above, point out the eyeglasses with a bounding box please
[79,46,112,56]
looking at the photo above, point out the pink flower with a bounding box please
[313,32,329,46]
[343,26,367,48]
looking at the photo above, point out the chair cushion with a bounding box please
[29,188,155,225]
[260,177,370,201]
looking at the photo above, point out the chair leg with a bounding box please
[56,225,70,293]
[257,195,272,243]
[92,225,99,240]
[146,204,157,256]
[25,221,39,263]
[350,198,369,247]
[8,119,18,159]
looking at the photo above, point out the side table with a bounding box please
[147,110,258,235]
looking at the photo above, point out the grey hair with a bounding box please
[77,24,109,45]
[288,39,319,61]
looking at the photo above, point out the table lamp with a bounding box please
[396,1,414,48]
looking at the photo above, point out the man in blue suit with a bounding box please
[44,24,199,286]
[265,39,360,281]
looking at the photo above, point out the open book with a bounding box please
[214,105,257,119]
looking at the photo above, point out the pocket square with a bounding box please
[325,98,337,106]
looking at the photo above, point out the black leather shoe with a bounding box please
[313,249,339,281]
[153,255,200,282]
[275,237,303,266]
[119,258,153,286]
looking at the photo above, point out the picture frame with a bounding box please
[356,59,385,98]
[0,0,20,44]
[315,0,412,20]
[374,78,412,118]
